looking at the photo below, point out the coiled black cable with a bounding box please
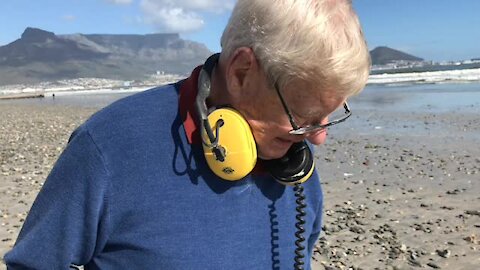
[293,183,307,270]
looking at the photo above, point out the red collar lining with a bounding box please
[178,66,202,145]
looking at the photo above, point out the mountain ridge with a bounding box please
[0,28,425,86]
[0,27,211,86]
[370,46,423,65]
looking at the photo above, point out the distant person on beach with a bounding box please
[4,0,370,269]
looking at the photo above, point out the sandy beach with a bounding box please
[0,104,98,268]
[1,87,479,269]
[312,109,480,269]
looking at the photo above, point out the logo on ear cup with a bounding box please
[222,167,235,174]
[201,108,257,181]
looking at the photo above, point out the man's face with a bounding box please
[232,71,345,160]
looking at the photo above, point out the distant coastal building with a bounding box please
[371,60,425,71]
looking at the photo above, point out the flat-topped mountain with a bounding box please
[0,27,212,85]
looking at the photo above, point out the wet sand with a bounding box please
[312,110,480,269]
[1,97,479,269]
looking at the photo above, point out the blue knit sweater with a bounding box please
[5,75,323,269]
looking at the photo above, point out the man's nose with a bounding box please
[306,129,327,145]
[304,117,329,145]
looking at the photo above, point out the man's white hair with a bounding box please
[221,0,371,97]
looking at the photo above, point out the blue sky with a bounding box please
[0,0,479,61]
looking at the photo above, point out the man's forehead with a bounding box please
[281,82,346,117]
[283,80,345,111]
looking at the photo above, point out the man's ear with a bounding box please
[224,47,257,98]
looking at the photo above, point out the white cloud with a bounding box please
[105,0,133,5]
[140,0,235,33]
[143,7,205,33]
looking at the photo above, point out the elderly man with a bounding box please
[5,0,370,269]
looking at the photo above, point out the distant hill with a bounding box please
[370,46,423,65]
[0,27,212,86]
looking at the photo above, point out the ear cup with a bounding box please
[201,108,257,180]
[263,142,315,185]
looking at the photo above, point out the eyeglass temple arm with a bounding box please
[274,83,300,130]
[320,102,352,128]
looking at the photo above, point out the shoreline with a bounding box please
[0,92,45,100]
[368,67,480,85]
[1,69,480,98]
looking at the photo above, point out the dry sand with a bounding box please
[0,104,97,269]
[1,101,479,269]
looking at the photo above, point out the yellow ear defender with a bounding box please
[195,53,314,185]
[195,54,257,180]
[200,107,257,180]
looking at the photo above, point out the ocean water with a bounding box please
[351,82,480,113]
[2,82,480,114]
[342,82,480,140]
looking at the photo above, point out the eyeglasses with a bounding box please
[274,83,352,135]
